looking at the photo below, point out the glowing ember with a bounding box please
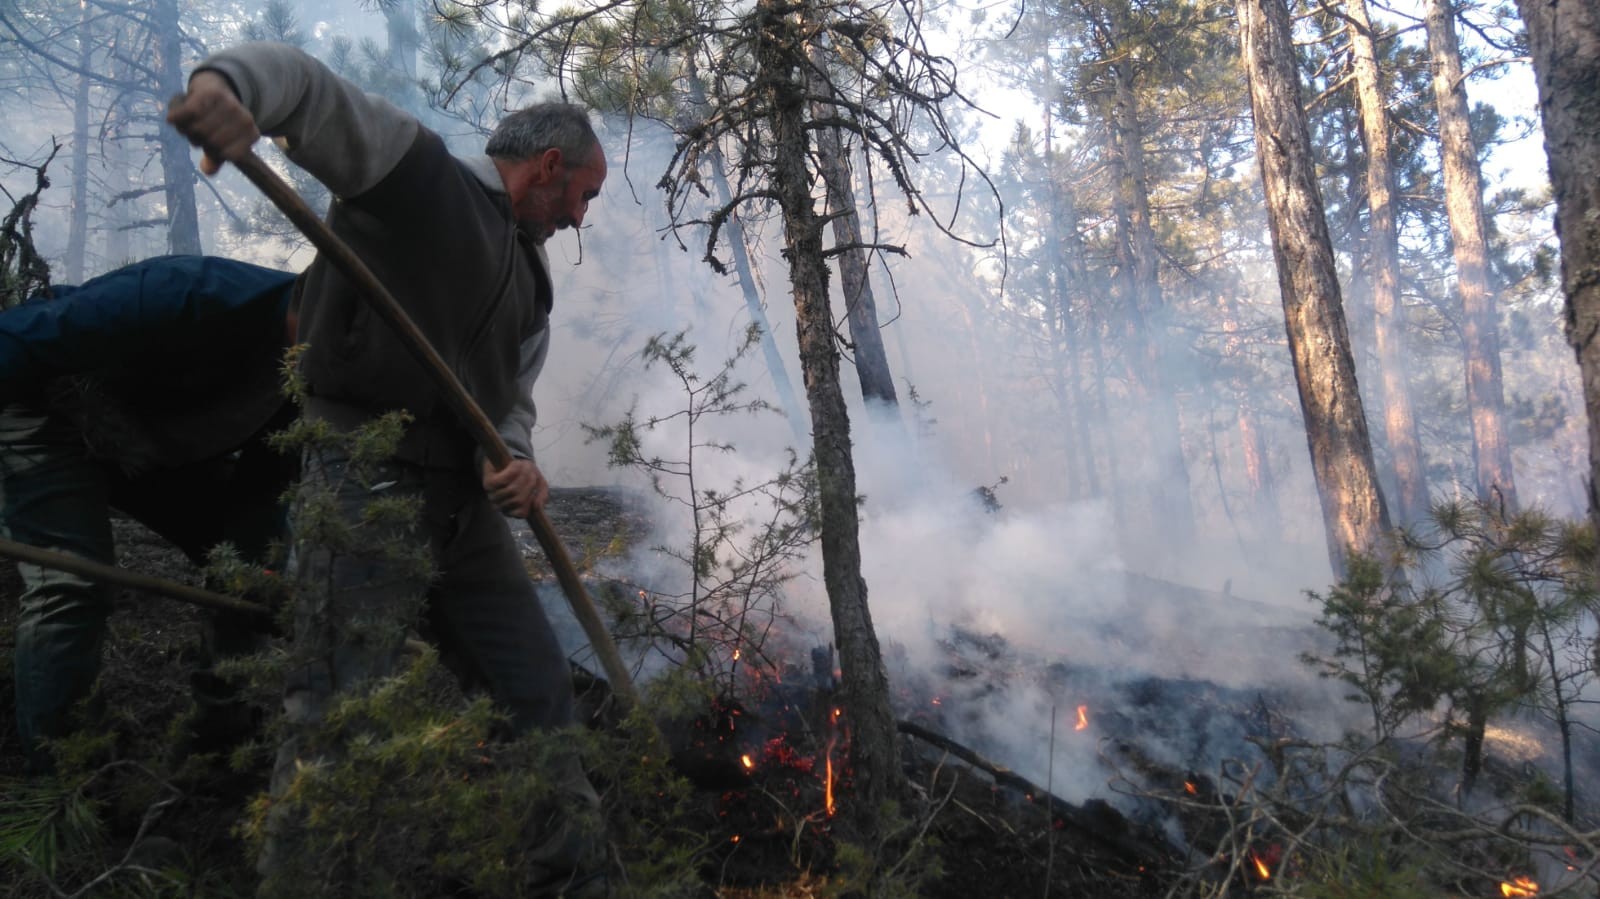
[762,735,812,772]
[1250,851,1270,880]
[1075,705,1089,731]
[733,648,741,661]
[1184,781,1198,795]
[741,754,754,770]
[1501,876,1539,896]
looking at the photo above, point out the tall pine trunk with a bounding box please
[1043,82,1099,499]
[1219,292,1281,536]
[806,44,900,412]
[927,247,1001,473]
[1106,59,1196,546]
[756,0,900,827]
[65,0,92,283]
[152,0,199,255]
[1512,0,1600,540]
[1426,0,1518,512]
[1349,0,1428,526]
[1047,179,1100,499]
[1238,0,1392,575]
[687,67,809,444]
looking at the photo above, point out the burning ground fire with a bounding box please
[679,650,852,877]
[678,609,1595,897]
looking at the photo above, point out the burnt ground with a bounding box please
[0,487,1189,897]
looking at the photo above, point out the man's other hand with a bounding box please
[483,458,549,519]
[166,71,259,176]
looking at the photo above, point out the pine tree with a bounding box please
[1426,0,1519,512]
[1237,0,1394,573]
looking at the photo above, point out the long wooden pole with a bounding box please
[0,537,270,618]
[0,538,442,656]
[232,150,641,712]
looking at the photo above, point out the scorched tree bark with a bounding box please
[1513,0,1600,543]
[1237,0,1392,575]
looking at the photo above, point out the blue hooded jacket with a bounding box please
[0,255,298,469]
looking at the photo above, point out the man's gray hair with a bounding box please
[486,103,599,166]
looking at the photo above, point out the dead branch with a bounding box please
[0,142,58,308]
[897,719,1173,868]
[17,760,183,899]
[1117,735,1600,897]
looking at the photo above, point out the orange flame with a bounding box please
[741,754,754,770]
[1075,705,1089,731]
[822,707,843,817]
[1184,781,1198,795]
[824,753,836,817]
[1501,876,1539,896]
[1250,851,1270,880]
[733,648,741,661]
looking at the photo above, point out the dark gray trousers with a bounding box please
[278,453,575,741]
[260,453,594,885]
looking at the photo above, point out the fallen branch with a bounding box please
[897,719,1173,868]
[1119,736,1600,898]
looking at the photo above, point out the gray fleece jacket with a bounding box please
[196,42,549,467]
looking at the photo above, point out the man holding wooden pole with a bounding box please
[167,42,609,894]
